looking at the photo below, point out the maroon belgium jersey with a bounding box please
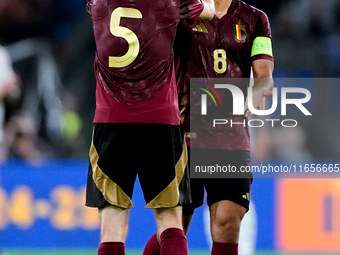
[176,0,274,150]
[87,0,203,124]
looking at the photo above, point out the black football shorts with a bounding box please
[86,123,190,209]
[182,148,252,216]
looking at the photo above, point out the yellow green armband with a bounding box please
[251,36,273,57]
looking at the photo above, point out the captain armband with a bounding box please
[251,36,273,57]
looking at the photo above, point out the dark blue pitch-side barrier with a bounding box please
[0,160,275,250]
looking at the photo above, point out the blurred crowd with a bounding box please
[0,0,339,163]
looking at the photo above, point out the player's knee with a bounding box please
[212,213,243,233]
[210,214,243,242]
[212,201,247,229]
[154,206,183,233]
[154,205,182,217]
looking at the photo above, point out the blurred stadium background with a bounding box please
[1,0,340,254]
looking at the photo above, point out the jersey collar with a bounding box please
[228,0,237,14]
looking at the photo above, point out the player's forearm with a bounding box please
[252,59,274,91]
[198,0,215,21]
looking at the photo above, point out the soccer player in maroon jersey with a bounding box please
[175,0,274,255]
[142,2,273,255]
[85,0,215,255]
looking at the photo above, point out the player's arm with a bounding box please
[180,0,215,22]
[198,0,215,21]
[245,9,274,117]
[244,59,274,117]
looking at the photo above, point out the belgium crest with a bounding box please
[234,24,247,42]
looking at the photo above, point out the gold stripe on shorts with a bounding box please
[89,141,133,209]
[145,139,188,209]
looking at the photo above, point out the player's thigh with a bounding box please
[209,200,247,243]
[137,124,189,209]
[86,123,139,209]
[99,204,129,242]
[154,206,183,233]
[209,200,247,225]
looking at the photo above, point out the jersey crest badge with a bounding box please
[192,23,208,33]
[234,24,246,42]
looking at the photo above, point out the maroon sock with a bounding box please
[211,242,238,255]
[160,228,188,255]
[98,242,125,255]
[143,233,161,255]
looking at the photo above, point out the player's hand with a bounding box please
[244,86,272,118]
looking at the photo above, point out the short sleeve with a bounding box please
[251,10,274,62]
[180,0,204,22]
